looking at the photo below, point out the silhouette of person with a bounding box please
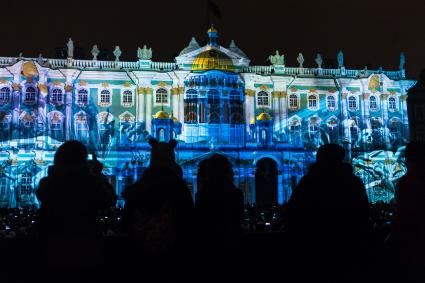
[36,140,116,281]
[393,141,425,282]
[194,154,244,256]
[283,144,370,281]
[122,138,194,281]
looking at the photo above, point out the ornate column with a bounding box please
[172,86,180,121]
[400,94,409,140]
[279,91,287,140]
[137,86,145,123]
[244,89,255,133]
[64,84,73,140]
[11,83,21,140]
[145,87,152,134]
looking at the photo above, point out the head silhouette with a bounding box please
[405,141,425,169]
[54,140,88,166]
[316,144,346,165]
[148,137,178,170]
[206,154,234,186]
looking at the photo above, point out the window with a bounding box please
[20,173,32,195]
[308,123,319,133]
[0,173,7,196]
[74,112,89,144]
[155,88,168,104]
[185,89,198,99]
[308,95,318,110]
[99,90,111,105]
[348,96,357,111]
[369,95,378,111]
[388,97,397,111]
[257,91,269,106]
[326,95,336,111]
[77,89,88,105]
[0,87,11,104]
[24,87,36,104]
[208,89,220,124]
[122,90,133,106]
[50,88,63,104]
[289,94,298,109]
[230,90,240,101]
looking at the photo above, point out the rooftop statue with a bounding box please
[297,53,304,68]
[91,45,100,61]
[399,52,405,70]
[315,53,323,68]
[113,46,122,62]
[37,54,44,66]
[268,50,285,65]
[337,50,344,68]
[137,45,152,60]
[67,38,74,58]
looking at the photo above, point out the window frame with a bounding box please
[326,95,337,111]
[256,91,270,107]
[388,96,397,112]
[121,89,133,107]
[0,86,11,105]
[347,95,358,112]
[99,89,112,107]
[76,88,89,106]
[155,88,169,106]
[369,95,379,112]
[24,86,37,105]
[50,88,64,105]
[307,94,319,110]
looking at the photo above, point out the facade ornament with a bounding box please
[337,50,344,68]
[113,46,122,62]
[399,52,405,70]
[297,53,304,68]
[91,45,100,61]
[18,52,23,60]
[315,53,323,68]
[137,45,152,60]
[67,38,74,58]
[37,54,44,65]
[268,50,285,65]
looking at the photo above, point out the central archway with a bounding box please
[255,157,278,207]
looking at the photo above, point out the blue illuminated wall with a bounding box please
[0,29,416,208]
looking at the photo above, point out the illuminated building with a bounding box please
[0,27,415,207]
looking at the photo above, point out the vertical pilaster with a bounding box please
[145,88,152,133]
[64,84,73,140]
[244,90,255,134]
[137,86,145,123]
[280,92,287,140]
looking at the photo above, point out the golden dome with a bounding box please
[207,25,218,33]
[191,48,235,72]
[250,118,256,125]
[256,112,271,121]
[153,110,170,119]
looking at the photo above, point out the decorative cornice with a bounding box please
[101,82,109,88]
[308,88,317,93]
[157,81,167,87]
[259,84,269,91]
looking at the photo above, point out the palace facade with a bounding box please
[0,27,415,207]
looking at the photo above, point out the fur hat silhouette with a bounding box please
[148,137,181,175]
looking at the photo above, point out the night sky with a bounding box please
[2,0,424,79]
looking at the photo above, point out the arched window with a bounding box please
[155,88,168,104]
[289,94,298,109]
[369,95,378,111]
[308,94,318,110]
[24,87,36,104]
[185,89,198,99]
[122,90,133,106]
[0,87,11,104]
[348,96,357,111]
[77,89,88,105]
[257,91,269,106]
[208,89,220,124]
[207,89,220,100]
[388,96,397,111]
[99,89,111,105]
[50,88,63,104]
[326,95,336,111]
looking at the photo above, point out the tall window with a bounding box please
[77,89,88,105]
[122,90,133,106]
[348,96,357,111]
[0,87,11,104]
[388,97,397,111]
[326,95,336,111]
[50,88,63,104]
[75,112,89,144]
[308,95,318,110]
[155,88,168,104]
[184,89,198,124]
[20,173,32,195]
[369,95,378,111]
[257,91,269,106]
[99,90,111,105]
[24,87,36,104]
[289,94,298,109]
[208,89,220,124]
[0,173,7,196]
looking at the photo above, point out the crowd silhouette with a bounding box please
[0,139,424,283]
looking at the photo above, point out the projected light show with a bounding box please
[0,27,416,208]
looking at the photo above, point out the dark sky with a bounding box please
[2,0,424,79]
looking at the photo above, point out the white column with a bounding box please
[362,93,371,129]
[280,92,287,139]
[341,92,350,142]
[179,88,184,123]
[145,88,152,134]
[244,91,255,133]
[172,88,179,121]
[137,87,145,123]
[273,92,279,134]
[401,94,408,140]
[64,85,73,140]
